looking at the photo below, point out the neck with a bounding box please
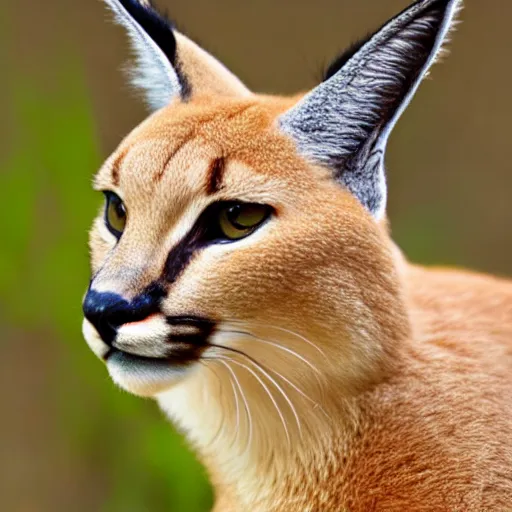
[157,357,372,510]
[156,247,410,509]
[157,244,410,512]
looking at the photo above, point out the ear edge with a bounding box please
[104,0,250,108]
[278,0,462,219]
[323,35,371,82]
[371,0,463,150]
[104,0,184,109]
[324,0,462,84]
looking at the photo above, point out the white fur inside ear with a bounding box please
[104,0,182,110]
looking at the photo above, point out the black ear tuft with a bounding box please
[114,0,191,98]
[105,0,190,108]
[324,0,457,83]
[117,0,177,62]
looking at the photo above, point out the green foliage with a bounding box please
[1,51,212,511]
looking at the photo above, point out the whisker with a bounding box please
[264,364,331,421]
[220,328,322,375]
[225,319,327,358]
[217,354,292,447]
[199,359,222,388]
[212,344,301,438]
[241,357,302,437]
[227,367,241,446]
[198,360,226,444]
[214,358,253,455]
[215,343,331,425]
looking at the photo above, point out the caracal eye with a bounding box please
[218,202,271,240]
[104,191,127,238]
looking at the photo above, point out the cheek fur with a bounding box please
[159,187,377,321]
[89,220,116,274]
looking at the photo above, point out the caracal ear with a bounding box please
[104,0,251,110]
[279,0,462,219]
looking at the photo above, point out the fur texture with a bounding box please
[82,0,512,510]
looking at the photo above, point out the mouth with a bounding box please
[103,337,209,365]
[83,315,216,396]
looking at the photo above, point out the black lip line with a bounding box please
[104,348,170,363]
[103,346,205,365]
[165,315,216,328]
[103,334,213,364]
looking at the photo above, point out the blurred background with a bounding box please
[1,0,511,510]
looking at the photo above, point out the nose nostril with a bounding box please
[82,290,129,345]
[94,318,118,346]
[82,286,164,345]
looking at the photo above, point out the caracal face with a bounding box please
[84,92,404,397]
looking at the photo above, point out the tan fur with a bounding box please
[85,5,512,509]
[174,33,251,98]
[86,93,512,510]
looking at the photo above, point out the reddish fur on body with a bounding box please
[212,263,512,512]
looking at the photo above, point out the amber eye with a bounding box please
[218,202,271,240]
[104,192,127,237]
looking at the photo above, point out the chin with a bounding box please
[106,351,191,397]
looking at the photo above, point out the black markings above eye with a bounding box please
[104,191,127,238]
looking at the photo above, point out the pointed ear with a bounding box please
[279,0,461,218]
[104,0,250,110]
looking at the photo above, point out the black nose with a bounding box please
[82,285,165,344]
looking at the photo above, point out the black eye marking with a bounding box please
[162,201,273,284]
[162,222,206,284]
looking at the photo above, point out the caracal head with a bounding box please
[83,0,460,398]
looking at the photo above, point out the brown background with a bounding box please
[2,1,511,510]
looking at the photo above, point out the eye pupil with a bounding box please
[116,201,126,219]
[226,205,243,228]
[218,202,270,240]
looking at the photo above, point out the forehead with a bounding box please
[95,95,302,198]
